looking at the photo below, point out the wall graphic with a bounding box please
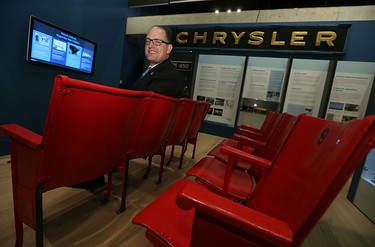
[283,59,330,116]
[325,61,375,121]
[193,54,245,127]
[242,57,289,102]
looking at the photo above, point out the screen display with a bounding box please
[26,16,97,75]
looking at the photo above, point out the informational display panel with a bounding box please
[242,57,289,102]
[325,61,375,121]
[283,59,330,116]
[335,61,375,223]
[361,149,375,186]
[193,55,245,127]
[353,148,375,223]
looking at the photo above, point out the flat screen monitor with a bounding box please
[26,16,97,75]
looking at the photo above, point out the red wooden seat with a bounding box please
[0,75,153,247]
[144,98,198,184]
[133,115,375,247]
[206,113,299,179]
[184,113,297,202]
[187,156,254,202]
[214,111,282,151]
[169,101,211,168]
[239,110,276,134]
[215,111,276,148]
[102,93,180,213]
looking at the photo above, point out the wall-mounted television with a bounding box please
[26,16,97,75]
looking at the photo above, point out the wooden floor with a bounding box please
[0,132,374,247]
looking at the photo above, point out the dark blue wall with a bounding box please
[0,0,128,155]
[1,1,374,155]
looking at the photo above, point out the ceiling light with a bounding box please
[237,8,241,13]
[215,9,219,14]
[227,9,231,13]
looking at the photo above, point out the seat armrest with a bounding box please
[0,124,43,149]
[232,134,267,149]
[176,181,293,246]
[220,145,272,169]
[239,124,260,133]
[238,127,263,139]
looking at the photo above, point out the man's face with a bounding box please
[145,27,173,66]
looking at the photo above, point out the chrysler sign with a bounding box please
[171,25,350,53]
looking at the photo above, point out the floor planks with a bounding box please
[0,132,374,247]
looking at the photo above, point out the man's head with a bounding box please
[145,25,173,66]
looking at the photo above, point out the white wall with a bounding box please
[126,6,375,35]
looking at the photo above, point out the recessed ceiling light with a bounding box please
[215,9,219,14]
[227,9,231,13]
[237,8,241,13]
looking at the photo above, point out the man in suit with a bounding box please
[71,26,187,191]
[133,25,186,99]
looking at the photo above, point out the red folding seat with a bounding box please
[238,110,276,135]
[213,111,282,154]
[206,113,298,177]
[144,98,198,184]
[102,93,180,213]
[133,115,375,247]
[239,111,281,138]
[168,101,211,168]
[188,156,254,202]
[188,113,299,203]
[183,113,294,203]
[224,110,276,143]
[0,75,152,246]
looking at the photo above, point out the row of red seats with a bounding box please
[102,88,210,214]
[0,75,210,246]
[215,110,282,151]
[132,113,375,246]
[189,112,301,202]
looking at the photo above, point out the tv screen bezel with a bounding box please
[26,15,97,75]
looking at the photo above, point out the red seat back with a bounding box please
[129,93,179,159]
[239,112,282,141]
[185,101,210,140]
[165,98,198,146]
[253,112,299,161]
[40,75,152,191]
[132,115,375,247]
[0,75,154,244]
[239,110,276,133]
[248,115,375,246]
[258,110,276,132]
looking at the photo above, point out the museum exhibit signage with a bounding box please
[282,59,330,116]
[193,54,245,127]
[242,57,289,102]
[325,61,375,122]
[171,25,350,53]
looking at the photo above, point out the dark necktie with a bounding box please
[140,66,152,79]
[133,66,152,90]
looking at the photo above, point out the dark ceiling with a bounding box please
[128,0,375,16]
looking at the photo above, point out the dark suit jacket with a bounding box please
[133,59,186,99]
